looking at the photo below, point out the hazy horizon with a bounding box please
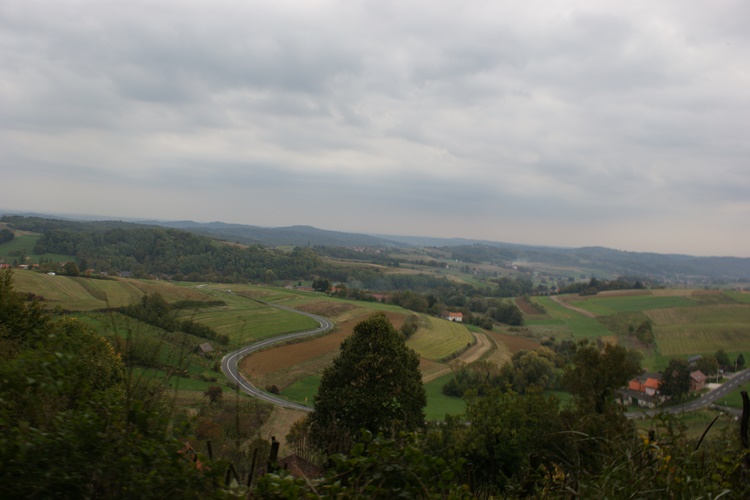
[2,1,748,257]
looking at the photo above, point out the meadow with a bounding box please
[0,233,72,265]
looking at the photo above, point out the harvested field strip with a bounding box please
[485,331,540,354]
[515,296,542,315]
[407,316,474,361]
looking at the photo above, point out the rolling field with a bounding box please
[530,296,612,338]
[649,304,750,356]
[407,316,475,361]
[10,271,146,309]
[567,293,697,316]
[177,294,318,344]
[532,291,749,370]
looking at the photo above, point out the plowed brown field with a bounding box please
[240,311,406,379]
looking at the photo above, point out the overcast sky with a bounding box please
[2,1,748,257]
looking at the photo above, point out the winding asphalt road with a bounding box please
[626,368,750,419]
[221,301,333,412]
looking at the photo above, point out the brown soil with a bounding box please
[240,311,406,379]
[486,330,541,353]
[294,301,358,318]
[515,296,539,315]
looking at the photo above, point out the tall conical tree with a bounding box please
[309,312,426,454]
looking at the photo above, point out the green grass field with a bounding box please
[424,373,466,420]
[280,372,467,421]
[175,291,319,345]
[567,294,697,316]
[11,271,145,310]
[0,234,73,265]
[531,296,612,338]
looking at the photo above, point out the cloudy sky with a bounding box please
[2,1,748,257]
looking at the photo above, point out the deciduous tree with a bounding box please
[562,341,642,414]
[308,313,426,454]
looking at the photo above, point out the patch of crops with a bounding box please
[653,304,750,356]
[568,294,697,316]
[656,324,750,356]
[407,316,474,361]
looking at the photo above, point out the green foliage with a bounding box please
[203,385,223,405]
[716,348,731,368]
[0,268,53,358]
[562,340,642,414]
[256,432,472,498]
[309,313,427,454]
[487,300,524,326]
[120,292,225,344]
[570,413,750,498]
[0,228,14,244]
[462,388,564,492]
[0,270,222,498]
[400,313,420,338]
[660,358,692,402]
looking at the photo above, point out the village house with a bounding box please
[690,370,707,392]
[442,311,463,322]
[619,372,663,409]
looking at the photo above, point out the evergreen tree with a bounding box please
[309,313,426,454]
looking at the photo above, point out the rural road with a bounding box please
[221,301,333,412]
[626,368,750,419]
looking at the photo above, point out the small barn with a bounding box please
[196,342,214,357]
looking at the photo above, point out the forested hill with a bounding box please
[0,216,453,291]
[1,215,324,283]
[3,214,750,282]
[157,220,406,248]
[446,244,750,282]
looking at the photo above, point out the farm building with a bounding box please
[619,372,664,408]
[196,343,214,357]
[690,370,707,392]
[442,311,463,322]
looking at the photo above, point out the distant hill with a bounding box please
[2,212,749,283]
[152,221,408,248]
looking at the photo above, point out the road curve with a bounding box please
[221,301,333,411]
